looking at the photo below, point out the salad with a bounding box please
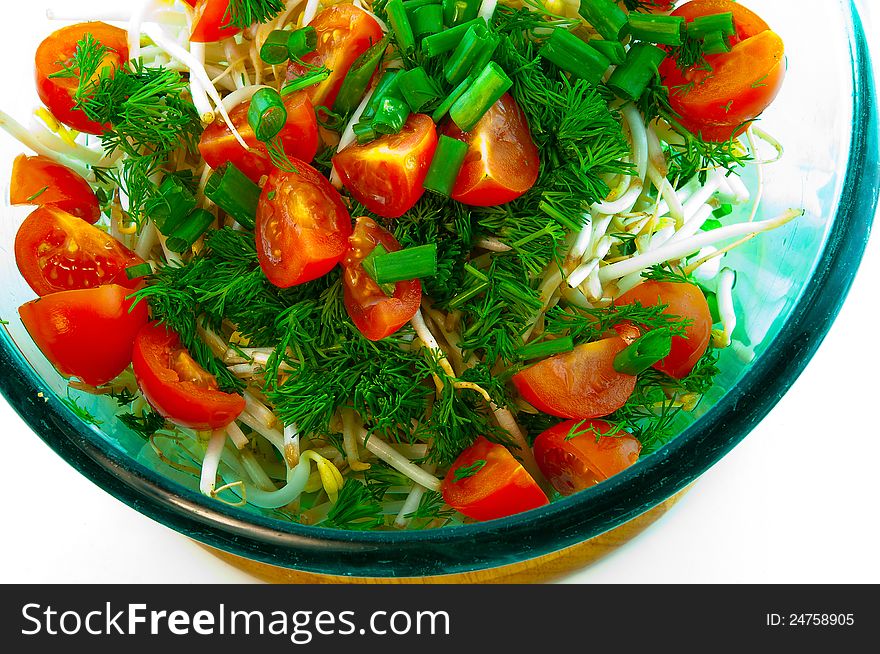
[1,0,799,530]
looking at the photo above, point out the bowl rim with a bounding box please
[1,1,877,578]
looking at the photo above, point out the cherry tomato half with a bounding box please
[342,217,422,341]
[190,0,241,43]
[199,91,318,183]
[10,155,101,224]
[512,336,637,419]
[443,93,540,207]
[256,163,352,288]
[286,4,384,111]
[659,0,785,141]
[19,284,148,387]
[614,280,713,379]
[442,436,548,522]
[14,207,144,297]
[35,22,129,134]
[132,322,245,430]
[333,113,438,218]
[533,420,642,496]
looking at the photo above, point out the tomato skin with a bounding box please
[442,437,548,522]
[132,322,245,430]
[443,93,540,207]
[615,281,713,379]
[659,0,785,141]
[256,163,352,288]
[286,4,384,111]
[35,22,129,134]
[533,420,641,496]
[19,284,148,387]
[333,114,438,218]
[190,0,241,43]
[512,336,637,419]
[199,91,319,183]
[10,155,101,224]
[342,217,422,341]
[14,207,144,297]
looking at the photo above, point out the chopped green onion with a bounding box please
[449,61,512,132]
[701,31,731,55]
[372,96,411,134]
[361,244,396,296]
[333,36,389,116]
[151,175,197,234]
[423,135,468,196]
[443,0,479,27]
[353,122,377,144]
[360,71,401,123]
[516,336,575,361]
[411,4,444,39]
[589,39,626,66]
[431,74,474,122]
[606,42,667,101]
[578,0,628,41]
[705,292,721,324]
[701,218,723,231]
[125,262,153,280]
[387,0,416,53]
[613,330,673,375]
[403,0,441,8]
[371,244,438,284]
[281,66,331,95]
[712,203,733,218]
[248,87,288,142]
[627,14,685,47]
[396,67,442,112]
[287,26,318,59]
[540,29,611,86]
[204,163,261,230]
[444,23,491,86]
[686,12,736,40]
[421,17,485,57]
[260,30,292,64]
[166,209,215,253]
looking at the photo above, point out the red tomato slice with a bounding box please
[10,155,101,224]
[614,280,713,379]
[659,0,785,141]
[256,163,353,288]
[512,336,637,419]
[533,420,642,496]
[286,4,384,111]
[442,436,548,522]
[199,91,319,183]
[333,113,438,218]
[19,284,148,387]
[443,93,540,207]
[14,207,144,297]
[35,22,129,134]
[132,322,245,430]
[342,217,422,341]
[190,0,241,43]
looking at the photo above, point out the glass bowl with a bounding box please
[0,0,877,578]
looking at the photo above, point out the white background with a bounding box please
[0,2,878,584]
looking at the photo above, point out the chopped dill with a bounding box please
[61,392,103,426]
[118,410,167,439]
[225,0,286,30]
[404,490,456,525]
[453,460,487,482]
[321,479,384,531]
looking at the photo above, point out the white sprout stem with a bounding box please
[574,213,613,271]
[238,449,277,491]
[330,86,376,187]
[723,173,751,204]
[224,41,249,90]
[568,235,615,288]
[243,390,277,427]
[199,428,227,495]
[30,114,105,165]
[649,166,684,226]
[394,463,437,528]
[715,268,737,348]
[0,110,91,178]
[690,246,722,281]
[340,409,369,472]
[47,4,188,24]
[645,122,668,176]
[237,411,285,453]
[666,204,714,246]
[226,421,250,450]
[730,339,756,364]
[283,424,300,467]
[599,209,804,284]
[478,0,499,22]
[411,310,455,376]
[188,41,215,125]
[621,103,648,180]
[681,171,723,221]
[127,0,153,62]
[135,220,159,260]
[568,213,595,263]
[301,0,320,26]
[220,84,272,112]
[490,404,547,488]
[745,127,765,223]
[475,236,512,252]
[157,232,184,266]
[357,427,442,491]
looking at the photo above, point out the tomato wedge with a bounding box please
[132,322,245,430]
[333,113,438,218]
[14,207,144,297]
[659,0,785,141]
[614,280,713,379]
[199,91,318,183]
[19,284,148,387]
[442,437,548,522]
[10,155,101,224]
[533,420,642,496]
[512,336,637,419]
[190,0,241,43]
[35,22,129,134]
[286,4,384,111]
[342,217,422,341]
[443,93,540,207]
[256,163,353,288]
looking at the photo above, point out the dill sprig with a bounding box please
[321,479,385,530]
[404,490,456,526]
[543,301,690,347]
[61,392,103,426]
[224,0,286,30]
[118,409,167,439]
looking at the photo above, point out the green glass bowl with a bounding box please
[1,1,877,577]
